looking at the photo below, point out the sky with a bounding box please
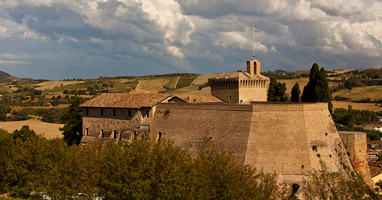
[0,0,381,80]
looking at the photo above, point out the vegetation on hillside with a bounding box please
[0,128,374,199]
[332,105,382,141]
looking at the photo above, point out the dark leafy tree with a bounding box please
[11,125,36,142]
[268,77,288,102]
[60,95,83,146]
[291,83,301,102]
[302,63,333,113]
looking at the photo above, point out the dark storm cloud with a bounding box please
[0,0,380,80]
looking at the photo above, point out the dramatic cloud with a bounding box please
[0,0,381,79]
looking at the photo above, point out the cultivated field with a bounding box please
[332,86,382,101]
[11,104,69,112]
[279,78,309,95]
[0,120,63,139]
[131,79,169,93]
[33,80,85,90]
[191,74,216,85]
[332,101,382,112]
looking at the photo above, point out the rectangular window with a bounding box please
[86,108,89,115]
[113,109,116,116]
[86,128,89,136]
[101,109,103,116]
[128,110,132,117]
[101,129,104,137]
[113,130,117,139]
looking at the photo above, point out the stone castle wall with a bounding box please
[150,102,353,184]
[209,80,240,103]
[151,103,253,163]
[339,131,372,186]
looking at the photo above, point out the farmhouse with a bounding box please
[81,59,371,186]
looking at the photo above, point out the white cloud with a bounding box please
[0,60,30,64]
[0,0,381,79]
[166,45,184,59]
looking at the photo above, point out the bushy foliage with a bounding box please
[304,161,375,199]
[268,77,288,102]
[332,105,377,126]
[0,134,281,199]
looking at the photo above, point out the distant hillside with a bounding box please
[0,71,16,82]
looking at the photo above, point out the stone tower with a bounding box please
[208,59,270,104]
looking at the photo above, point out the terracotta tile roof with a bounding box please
[368,149,378,154]
[210,71,269,81]
[81,93,172,108]
[368,141,382,145]
[369,161,382,177]
[173,95,224,103]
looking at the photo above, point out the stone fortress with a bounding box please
[81,59,371,186]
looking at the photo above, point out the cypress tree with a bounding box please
[301,63,333,113]
[291,83,301,102]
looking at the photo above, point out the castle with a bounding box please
[80,59,371,186]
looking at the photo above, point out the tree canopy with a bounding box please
[267,77,288,102]
[60,95,83,146]
[291,83,301,102]
[301,63,333,113]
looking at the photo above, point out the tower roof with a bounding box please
[211,71,269,81]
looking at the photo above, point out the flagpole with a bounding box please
[252,24,255,59]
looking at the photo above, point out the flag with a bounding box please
[253,25,258,29]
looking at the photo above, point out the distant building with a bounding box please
[80,59,369,187]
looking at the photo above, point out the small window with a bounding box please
[229,96,232,100]
[86,128,89,136]
[113,109,116,116]
[146,110,149,118]
[86,108,89,115]
[128,110,132,117]
[101,109,104,116]
[101,129,104,137]
[113,130,117,139]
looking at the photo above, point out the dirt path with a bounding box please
[174,76,180,88]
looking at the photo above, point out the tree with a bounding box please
[291,83,301,102]
[11,125,36,142]
[301,63,333,113]
[268,77,288,102]
[60,95,83,146]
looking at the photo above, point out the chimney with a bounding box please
[246,59,261,75]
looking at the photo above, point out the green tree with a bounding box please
[304,161,375,199]
[268,77,288,102]
[291,83,301,102]
[60,95,83,146]
[11,125,36,142]
[302,63,333,113]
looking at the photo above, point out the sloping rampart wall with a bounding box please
[151,102,354,184]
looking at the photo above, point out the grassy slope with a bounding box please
[332,86,382,101]
[0,120,63,139]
